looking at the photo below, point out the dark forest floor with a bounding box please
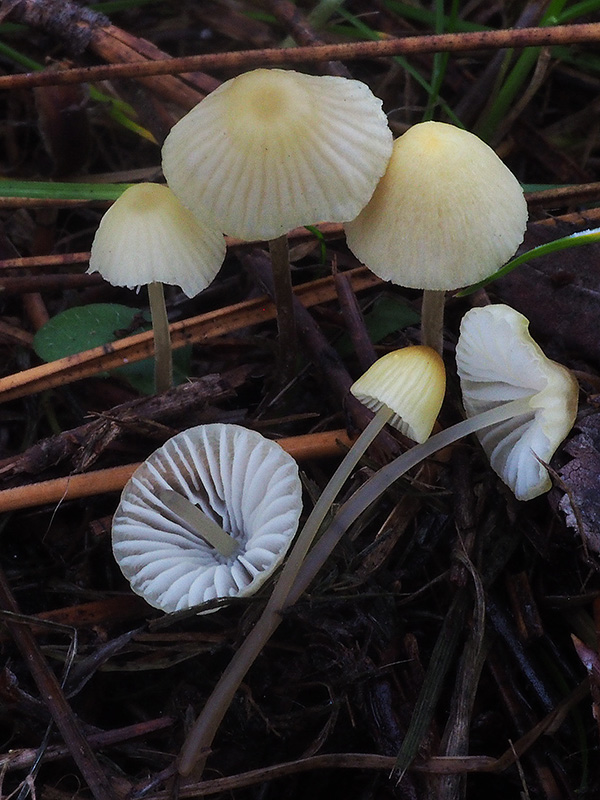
[1,2,600,799]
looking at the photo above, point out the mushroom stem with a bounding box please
[420,289,445,355]
[177,394,534,776]
[147,281,173,393]
[158,490,238,558]
[287,394,535,605]
[267,406,393,602]
[268,235,296,382]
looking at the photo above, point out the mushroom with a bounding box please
[455,303,579,501]
[88,182,225,393]
[350,345,446,444]
[162,68,393,377]
[344,121,528,353]
[175,309,579,776]
[111,422,303,613]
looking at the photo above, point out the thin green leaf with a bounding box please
[459,226,600,295]
[336,7,463,127]
[0,180,131,201]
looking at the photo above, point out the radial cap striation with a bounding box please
[344,121,528,291]
[88,183,225,298]
[351,345,446,443]
[162,68,393,241]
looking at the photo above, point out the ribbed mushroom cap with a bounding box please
[456,304,578,501]
[112,423,303,613]
[344,121,528,290]
[162,68,393,241]
[351,345,446,443]
[88,183,225,298]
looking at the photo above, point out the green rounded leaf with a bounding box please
[33,303,190,394]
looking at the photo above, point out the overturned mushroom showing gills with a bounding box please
[344,121,528,352]
[112,423,303,612]
[88,182,225,392]
[455,303,579,501]
[162,68,392,378]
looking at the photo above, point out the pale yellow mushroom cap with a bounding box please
[162,68,393,241]
[344,121,528,290]
[456,304,578,501]
[88,183,226,298]
[350,345,446,443]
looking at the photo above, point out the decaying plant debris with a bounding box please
[1,2,600,799]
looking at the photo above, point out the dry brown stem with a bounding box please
[2,24,599,90]
[0,429,353,512]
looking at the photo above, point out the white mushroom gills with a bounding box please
[112,423,303,613]
[456,304,579,500]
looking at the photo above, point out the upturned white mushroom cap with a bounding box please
[88,183,226,298]
[162,68,393,241]
[112,423,303,613]
[456,304,578,501]
[344,121,528,290]
[351,346,446,443]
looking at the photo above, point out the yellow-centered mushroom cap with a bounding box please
[162,68,393,241]
[351,346,446,443]
[456,304,579,501]
[344,121,528,290]
[88,183,225,298]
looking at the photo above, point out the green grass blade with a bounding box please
[459,226,600,295]
[474,0,569,141]
[423,0,459,121]
[0,180,131,201]
[337,7,463,126]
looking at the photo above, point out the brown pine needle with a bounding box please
[1,24,600,90]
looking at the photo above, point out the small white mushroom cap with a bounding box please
[88,183,226,298]
[162,68,393,241]
[112,423,303,613]
[344,121,528,290]
[456,304,578,501]
[351,345,446,443]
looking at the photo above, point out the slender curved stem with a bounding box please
[177,396,533,777]
[147,281,173,393]
[286,397,532,606]
[262,406,394,614]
